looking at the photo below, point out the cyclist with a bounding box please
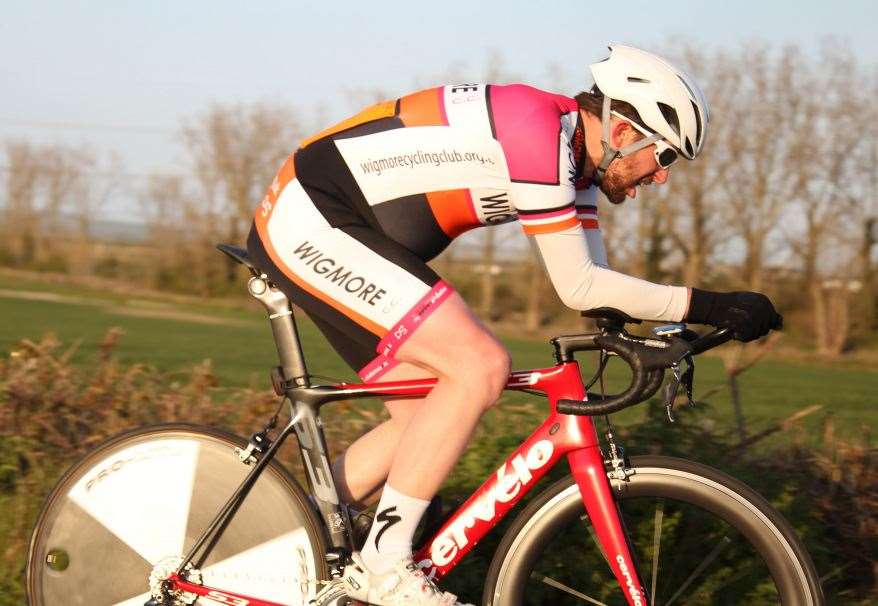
[247,44,781,606]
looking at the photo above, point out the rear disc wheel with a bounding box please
[27,423,328,605]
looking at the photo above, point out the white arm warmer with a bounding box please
[533,225,689,322]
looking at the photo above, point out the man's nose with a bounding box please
[653,168,669,185]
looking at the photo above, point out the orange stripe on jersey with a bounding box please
[521,216,581,235]
[426,189,479,238]
[254,153,297,224]
[398,87,447,127]
[254,217,388,337]
[580,218,600,230]
[299,100,397,149]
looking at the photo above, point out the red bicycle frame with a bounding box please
[169,359,647,606]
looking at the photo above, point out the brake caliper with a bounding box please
[604,428,634,488]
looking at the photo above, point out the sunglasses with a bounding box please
[611,112,680,169]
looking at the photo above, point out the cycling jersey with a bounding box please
[249,83,688,380]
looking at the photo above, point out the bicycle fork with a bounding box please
[569,444,649,606]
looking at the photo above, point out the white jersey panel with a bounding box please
[335,126,510,205]
[443,84,493,137]
[471,187,517,225]
[266,180,432,330]
[575,185,598,208]
[444,84,517,225]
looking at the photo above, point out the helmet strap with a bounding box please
[594,140,618,187]
[594,97,662,186]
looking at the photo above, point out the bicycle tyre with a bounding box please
[484,455,823,606]
[26,423,329,606]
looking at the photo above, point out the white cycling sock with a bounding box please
[360,483,430,574]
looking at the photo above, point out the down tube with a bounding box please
[413,411,592,581]
[569,446,649,606]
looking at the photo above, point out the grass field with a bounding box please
[0,271,875,448]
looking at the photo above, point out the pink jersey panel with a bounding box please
[489,84,579,184]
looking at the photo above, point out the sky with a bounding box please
[1,0,876,223]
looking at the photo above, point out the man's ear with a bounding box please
[609,119,633,149]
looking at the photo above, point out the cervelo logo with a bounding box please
[616,555,644,606]
[427,440,554,568]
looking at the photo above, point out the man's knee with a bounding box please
[483,343,511,404]
[455,337,510,408]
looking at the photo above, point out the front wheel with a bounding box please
[484,455,823,606]
[26,423,329,606]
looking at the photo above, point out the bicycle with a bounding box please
[26,244,825,606]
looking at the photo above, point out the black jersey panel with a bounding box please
[295,117,404,232]
[329,116,405,141]
[370,195,452,261]
[337,223,441,287]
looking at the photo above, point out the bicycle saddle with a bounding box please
[217,244,258,272]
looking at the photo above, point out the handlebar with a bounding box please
[555,309,734,417]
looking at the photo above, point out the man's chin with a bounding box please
[600,185,627,204]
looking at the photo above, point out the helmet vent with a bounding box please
[684,137,694,157]
[627,76,650,83]
[657,102,680,136]
[691,100,703,145]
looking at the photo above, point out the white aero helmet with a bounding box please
[588,44,710,184]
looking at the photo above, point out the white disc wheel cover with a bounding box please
[30,430,320,606]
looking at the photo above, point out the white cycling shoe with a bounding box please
[342,552,474,606]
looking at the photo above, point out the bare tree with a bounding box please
[784,45,862,288]
[2,141,41,264]
[42,146,116,275]
[662,46,744,286]
[857,70,878,330]
[1,142,99,270]
[620,190,673,282]
[773,43,875,354]
[140,173,191,289]
[720,44,810,291]
[182,103,303,286]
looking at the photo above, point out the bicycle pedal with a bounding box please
[309,578,349,606]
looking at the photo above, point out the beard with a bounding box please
[599,156,639,204]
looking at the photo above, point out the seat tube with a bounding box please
[568,446,649,606]
[247,276,310,387]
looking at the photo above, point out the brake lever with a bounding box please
[664,363,683,422]
[664,355,698,423]
[681,355,696,407]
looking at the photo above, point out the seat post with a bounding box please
[247,275,311,387]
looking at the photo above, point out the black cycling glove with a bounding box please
[685,289,783,342]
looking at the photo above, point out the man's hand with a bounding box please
[685,288,783,342]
